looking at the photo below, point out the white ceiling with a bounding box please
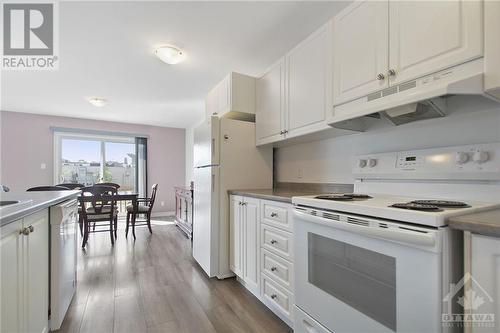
[1,1,350,129]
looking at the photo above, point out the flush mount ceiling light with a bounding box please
[154,45,185,65]
[87,97,108,107]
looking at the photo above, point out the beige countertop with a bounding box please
[449,209,500,238]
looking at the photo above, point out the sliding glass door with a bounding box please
[55,132,147,197]
[104,141,136,191]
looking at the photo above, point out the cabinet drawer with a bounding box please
[261,274,293,319]
[294,306,333,333]
[261,224,293,261]
[261,200,292,232]
[261,248,293,291]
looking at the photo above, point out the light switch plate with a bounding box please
[40,163,46,170]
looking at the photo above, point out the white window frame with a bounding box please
[53,131,135,185]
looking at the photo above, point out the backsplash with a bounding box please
[275,96,500,184]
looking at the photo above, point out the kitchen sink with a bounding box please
[0,200,20,207]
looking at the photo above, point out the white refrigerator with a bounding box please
[193,116,272,278]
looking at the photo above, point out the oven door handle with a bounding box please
[294,210,437,247]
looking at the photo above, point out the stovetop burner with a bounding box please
[315,194,373,201]
[390,203,443,211]
[410,200,469,208]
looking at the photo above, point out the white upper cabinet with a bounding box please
[389,0,483,85]
[286,21,332,138]
[256,20,333,145]
[333,0,389,105]
[205,72,256,121]
[256,58,285,145]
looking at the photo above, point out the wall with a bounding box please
[275,96,500,183]
[185,127,195,186]
[0,111,185,213]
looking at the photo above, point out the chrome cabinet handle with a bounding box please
[270,239,277,244]
[270,212,278,218]
[271,294,278,300]
[20,225,33,236]
[270,266,277,272]
[388,69,396,77]
[376,73,385,80]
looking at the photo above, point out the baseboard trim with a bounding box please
[217,272,236,280]
[151,211,175,217]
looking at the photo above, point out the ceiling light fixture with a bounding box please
[154,45,185,65]
[88,97,108,107]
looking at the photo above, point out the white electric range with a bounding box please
[292,142,500,333]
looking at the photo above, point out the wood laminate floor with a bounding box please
[55,219,292,333]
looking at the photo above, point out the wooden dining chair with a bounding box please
[56,183,85,190]
[79,185,118,247]
[96,182,120,190]
[126,184,158,239]
[27,185,70,191]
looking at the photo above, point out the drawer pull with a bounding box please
[271,294,278,300]
[270,239,278,244]
[270,266,277,272]
[270,212,278,217]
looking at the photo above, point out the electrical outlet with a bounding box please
[161,201,165,206]
[298,168,303,179]
[40,163,46,170]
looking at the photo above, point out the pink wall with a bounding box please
[0,111,185,213]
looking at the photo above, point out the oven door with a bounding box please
[294,207,444,333]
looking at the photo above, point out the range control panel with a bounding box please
[353,142,500,180]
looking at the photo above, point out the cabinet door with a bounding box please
[217,75,231,115]
[389,0,482,85]
[471,234,500,333]
[229,196,243,278]
[205,87,218,118]
[1,220,23,333]
[242,197,260,293]
[256,58,285,145]
[24,210,49,333]
[286,21,331,137]
[333,0,389,105]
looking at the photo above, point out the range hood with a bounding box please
[330,59,500,131]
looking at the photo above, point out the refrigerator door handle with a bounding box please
[196,164,220,169]
[211,138,215,159]
[211,174,215,192]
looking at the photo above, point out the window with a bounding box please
[54,131,147,198]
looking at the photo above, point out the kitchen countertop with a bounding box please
[449,209,500,238]
[0,190,80,227]
[228,183,354,203]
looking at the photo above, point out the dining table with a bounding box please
[78,191,139,247]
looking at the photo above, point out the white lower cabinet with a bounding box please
[230,195,294,327]
[468,233,500,333]
[229,196,260,295]
[1,209,49,333]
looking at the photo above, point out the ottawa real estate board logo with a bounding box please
[1,1,59,70]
